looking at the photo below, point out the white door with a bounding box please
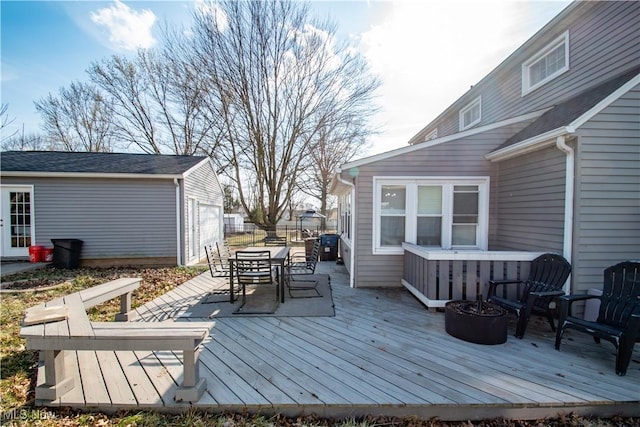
[199,204,221,258]
[1,186,34,257]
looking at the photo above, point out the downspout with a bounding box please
[336,173,356,288]
[556,135,574,292]
[174,178,182,266]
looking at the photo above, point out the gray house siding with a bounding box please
[183,160,224,263]
[572,85,640,293]
[2,176,177,262]
[419,1,640,141]
[493,146,566,253]
[345,122,533,287]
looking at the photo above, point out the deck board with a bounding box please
[95,351,137,406]
[77,351,110,405]
[37,261,640,421]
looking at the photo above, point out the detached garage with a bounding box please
[0,151,224,266]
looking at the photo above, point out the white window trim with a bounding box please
[522,31,570,96]
[459,96,481,131]
[424,128,438,141]
[372,177,489,255]
[339,192,353,243]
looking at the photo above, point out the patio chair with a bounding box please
[216,239,231,262]
[487,253,571,338]
[205,243,230,278]
[555,260,640,376]
[286,239,322,298]
[235,250,277,309]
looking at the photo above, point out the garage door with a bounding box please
[199,204,221,259]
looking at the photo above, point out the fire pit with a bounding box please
[445,296,508,345]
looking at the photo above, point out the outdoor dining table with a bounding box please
[228,246,290,303]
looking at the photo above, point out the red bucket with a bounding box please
[42,247,54,263]
[28,245,44,263]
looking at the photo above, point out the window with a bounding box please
[459,97,481,131]
[373,178,488,253]
[339,193,352,239]
[380,185,406,246]
[424,128,438,141]
[416,186,442,246]
[452,185,479,245]
[522,31,569,95]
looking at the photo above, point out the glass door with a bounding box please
[1,186,34,257]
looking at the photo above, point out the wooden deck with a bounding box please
[36,262,640,421]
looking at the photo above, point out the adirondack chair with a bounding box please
[555,261,640,376]
[286,239,322,298]
[487,253,571,338]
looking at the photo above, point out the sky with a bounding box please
[1,0,572,157]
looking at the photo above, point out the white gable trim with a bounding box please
[487,74,640,162]
[342,109,548,170]
[182,157,213,179]
[567,74,640,131]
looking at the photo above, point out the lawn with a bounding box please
[0,265,636,426]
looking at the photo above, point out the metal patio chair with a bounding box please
[286,239,322,298]
[205,243,231,278]
[235,250,278,310]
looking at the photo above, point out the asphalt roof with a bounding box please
[0,151,208,175]
[495,66,640,151]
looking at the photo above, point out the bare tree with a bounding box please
[34,82,115,152]
[89,54,161,154]
[0,103,18,142]
[160,25,227,157]
[1,131,51,151]
[190,0,379,229]
[298,116,372,224]
[89,40,222,156]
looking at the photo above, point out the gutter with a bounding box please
[174,178,182,266]
[555,135,574,293]
[336,172,356,288]
[486,127,569,162]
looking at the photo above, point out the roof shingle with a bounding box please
[495,67,639,151]
[0,151,207,175]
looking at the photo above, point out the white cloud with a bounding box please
[194,0,228,32]
[90,0,156,51]
[358,0,570,154]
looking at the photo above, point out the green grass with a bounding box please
[0,266,636,426]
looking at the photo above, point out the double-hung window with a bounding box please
[374,178,488,254]
[522,31,569,95]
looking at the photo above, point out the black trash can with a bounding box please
[319,234,339,261]
[51,239,83,269]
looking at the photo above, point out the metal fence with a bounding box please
[224,224,336,247]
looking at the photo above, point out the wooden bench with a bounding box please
[264,236,287,246]
[20,278,215,403]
